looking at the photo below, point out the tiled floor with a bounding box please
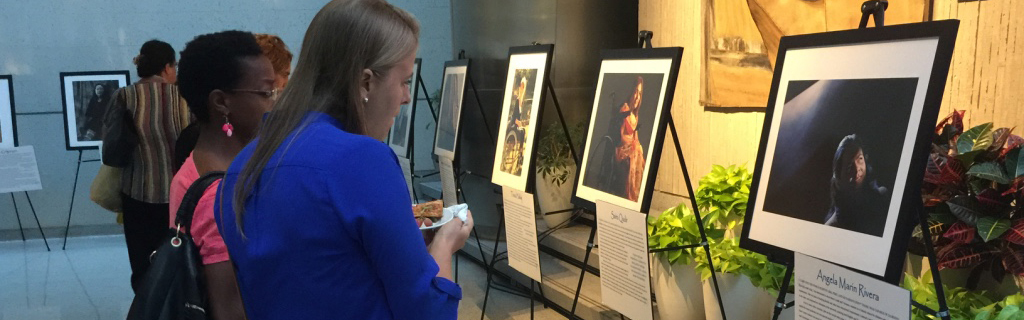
[0,235,565,320]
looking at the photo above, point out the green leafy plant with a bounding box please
[647,204,724,265]
[536,122,584,186]
[914,110,1024,290]
[692,237,790,295]
[695,164,753,229]
[973,294,1024,320]
[648,164,788,294]
[903,270,994,320]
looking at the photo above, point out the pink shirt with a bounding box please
[169,154,230,265]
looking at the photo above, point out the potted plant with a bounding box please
[693,238,792,320]
[648,204,723,320]
[535,122,584,228]
[686,164,794,320]
[696,164,754,233]
[902,270,1024,320]
[911,110,1024,296]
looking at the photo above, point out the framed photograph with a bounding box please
[388,58,421,158]
[490,45,553,193]
[573,48,683,213]
[60,71,130,150]
[0,75,16,149]
[433,60,469,160]
[739,21,959,283]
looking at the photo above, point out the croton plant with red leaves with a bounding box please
[913,110,1024,289]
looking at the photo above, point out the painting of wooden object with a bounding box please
[701,0,931,108]
[701,0,775,108]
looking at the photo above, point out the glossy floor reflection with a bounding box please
[0,235,133,320]
[1,234,565,320]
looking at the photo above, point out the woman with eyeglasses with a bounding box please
[215,0,473,318]
[168,30,277,320]
[104,39,189,293]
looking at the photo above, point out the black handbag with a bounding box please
[127,171,225,320]
[102,88,138,167]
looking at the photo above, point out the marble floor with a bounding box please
[0,235,565,320]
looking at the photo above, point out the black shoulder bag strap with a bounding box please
[175,171,226,236]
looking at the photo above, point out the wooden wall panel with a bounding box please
[644,0,1024,200]
[642,0,766,199]
[934,0,1024,131]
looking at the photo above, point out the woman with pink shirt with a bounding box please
[169,30,277,320]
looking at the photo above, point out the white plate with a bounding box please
[419,208,454,231]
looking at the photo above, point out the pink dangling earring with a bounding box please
[222,115,234,137]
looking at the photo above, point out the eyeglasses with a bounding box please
[229,88,280,100]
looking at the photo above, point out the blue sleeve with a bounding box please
[324,141,461,319]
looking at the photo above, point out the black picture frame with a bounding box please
[0,75,16,148]
[571,47,683,214]
[388,58,421,159]
[490,44,554,194]
[738,20,960,284]
[60,70,131,151]
[432,59,471,162]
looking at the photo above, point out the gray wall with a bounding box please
[0,0,452,238]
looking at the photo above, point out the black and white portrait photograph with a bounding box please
[61,71,130,150]
[740,21,959,282]
[575,48,681,213]
[433,61,468,160]
[0,75,15,149]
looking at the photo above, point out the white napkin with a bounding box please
[445,203,469,222]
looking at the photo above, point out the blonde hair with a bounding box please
[253,33,293,77]
[231,0,419,233]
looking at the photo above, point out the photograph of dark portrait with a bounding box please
[760,78,919,237]
[581,73,664,203]
[434,71,466,158]
[61,71,129,150]
[498,68,537,177]
[72,80,118,141]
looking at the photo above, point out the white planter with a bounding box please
[703,273,793,320]
[535,164,576,228]
[651,255,705,320]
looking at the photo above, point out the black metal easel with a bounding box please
[566,31,730,320]
[8,191,51,251]
[62,150,100,250]
[406,62,434,204]
[769,3,952,320]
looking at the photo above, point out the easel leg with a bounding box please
[24,192,51,251]
[667,116,729,320]
[916,204,952,320]
[545,81,579,164]
[418,74,437,122]
[570,223,597,316]
[479,219,505,320]
[530,281,536,320]
[62,150,84,250]
[466,75,494,141]
[772,264,794,320]
[11,193,26,241]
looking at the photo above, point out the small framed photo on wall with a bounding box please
[388,58,421,159]
[433,60,470,161]
[739,21,960,283]
[490,45,554,193]
[60,71,130,150]
[0,75,16,149]
[573,48,683,213]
